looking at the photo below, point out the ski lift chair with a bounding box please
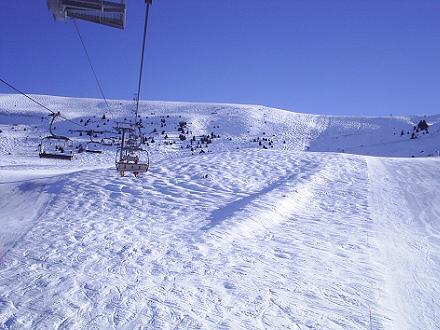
[39,112,75,160]
[47,0,126,29]
[101,137,115,146]
[115,144,149,177]
[86,136,114,153]
[39,135,74,160]
[85,132,103,153]
[85,141,102,154]
[115,127,149,177]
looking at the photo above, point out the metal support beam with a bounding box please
[47,0,126,29]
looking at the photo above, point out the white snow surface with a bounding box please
[0,93,439,329]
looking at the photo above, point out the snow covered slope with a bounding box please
[0,93,439,329]
[309,114,440,157]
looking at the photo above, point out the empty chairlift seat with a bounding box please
[39,136,74,160]
[47,0,126,29]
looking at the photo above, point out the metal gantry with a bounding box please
[47,0,126,29]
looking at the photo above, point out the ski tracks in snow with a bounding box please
[0,149,434,329]
[197,152,383,329]
[367,157,440,330]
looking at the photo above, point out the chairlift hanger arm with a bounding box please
[135,0,152,120]
[48,112,60,136]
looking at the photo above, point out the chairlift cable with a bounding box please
[73,19,113,118]
[1,78,56,115]
[0,77,84,129]
[115,1,153,178]
[135,2,151,122]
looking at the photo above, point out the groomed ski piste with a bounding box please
[0,93,439,329]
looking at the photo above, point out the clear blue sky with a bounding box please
[1,0,439,115]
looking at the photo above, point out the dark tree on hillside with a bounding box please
[417,120,429,131]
